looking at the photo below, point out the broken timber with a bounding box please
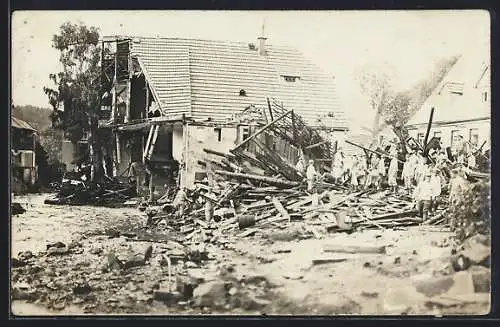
[214,170,300,188]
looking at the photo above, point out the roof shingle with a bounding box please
[128,37,346,129]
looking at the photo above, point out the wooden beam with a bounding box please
[305,140,330,150]
[345,140,403,163]
[422,107,435,151]
[214,170,300,188]
[232,110,293,151]
[267,98,274,121]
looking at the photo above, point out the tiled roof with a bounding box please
[128,37,346,129]
[11,116,37,132]
[407,53,490,127]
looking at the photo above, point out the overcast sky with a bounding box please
[11,10,489,127]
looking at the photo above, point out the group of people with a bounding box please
[295,142,481,222]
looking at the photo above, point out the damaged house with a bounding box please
[406,50,490,156]
[98,35,347,193]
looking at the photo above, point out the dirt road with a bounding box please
[11,194,490,316]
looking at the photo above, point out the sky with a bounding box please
[11,10,490,128]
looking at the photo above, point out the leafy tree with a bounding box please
[43,22,105,182]
[358,55,460,151]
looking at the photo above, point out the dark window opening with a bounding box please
[214,128,222,142]
[483,92,488,102]
[282,75,300,82]
[239,89,247,96]
[248,43,256,50]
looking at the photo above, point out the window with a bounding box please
[239,89,247,96]
[469,128,479,147]
[214,128,222,142]
[379,135,384,145]
[483,91,488,102]
[433,131,442,139]
[281,75,300,82]
[417,133,425,146]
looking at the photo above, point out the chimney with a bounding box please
[258,36,267,56]
[258,19,267,56]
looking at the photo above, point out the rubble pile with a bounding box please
[44,173,136,206]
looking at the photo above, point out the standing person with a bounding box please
[350,155,360,190]
[358,154,368,187]
[413,171,434,221]
[295,156,306,176]
[332,150,344,184]
[306,159,317,192]
[402,154,414,193]
[414,154,425,184]
[129,160,146,195]
[172,186,187,218]
[430,168,442,213]
[365,155,379,189]
[376,154,386,190]
[387,155,398,193]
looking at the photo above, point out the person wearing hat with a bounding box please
[413,171,434,221]
[306,159,318,192]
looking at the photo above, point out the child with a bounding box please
[413,172,434,221]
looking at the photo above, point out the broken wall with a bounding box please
[182,124,238,188]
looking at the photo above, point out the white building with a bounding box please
[406,51,490,154]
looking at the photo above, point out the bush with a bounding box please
[448,179,490,241]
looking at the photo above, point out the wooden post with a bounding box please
[205,161,214,222]
[145,79,149,119]
[125,50,132,123]
[148,169,154,203]
[292,110,297,143]
[422,107,435,152]
[267,98,274,121]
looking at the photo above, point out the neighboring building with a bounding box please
[406,52,490,155]
[61,132,90,172]
[11,116,38,192]
[98,35,347,189]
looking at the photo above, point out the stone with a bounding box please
[187,268,217,284]
[451,254,471,272]
[461,242,490,267]
[123,254,145,269]
[73,282,92,295]
[46,241,66,250]
[153,289,183,305]
[12,258,27,268]
[90,247,103,255]
[469,266,490,293]
[175,275,198,299]
[193,281,228,308]
[185,261,198,268]
[47,246,69,256]
[413,271,474,298]
[18,251,33,260]
[106,252,123,271]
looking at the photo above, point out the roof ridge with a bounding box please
[103,35,299,51]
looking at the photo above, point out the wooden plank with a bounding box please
[271,197,291,223]
[232,110,293,151]
[323,244,386,254]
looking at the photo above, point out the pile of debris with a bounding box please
[45,172,135,206]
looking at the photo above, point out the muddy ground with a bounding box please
[11,194,490,316]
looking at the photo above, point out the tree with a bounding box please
[358,55,460,151]
[358,64,396,139]
[43,22,104,182]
